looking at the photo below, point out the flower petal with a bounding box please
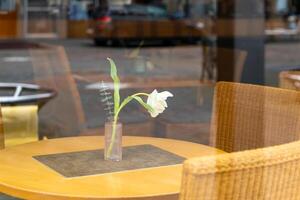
[158,91,173,100]
[158,99,167,108]
[146,89,173,118]
[147,89,158,105]
[150,110,159,117]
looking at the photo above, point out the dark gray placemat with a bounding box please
[33,145,185,178]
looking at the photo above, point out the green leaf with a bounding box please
[107,58,120,115]
[132,96,154,113]
[120,96,133,109]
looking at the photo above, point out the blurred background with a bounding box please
[0,0,300,147]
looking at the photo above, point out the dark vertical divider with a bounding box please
[216,0,265,84]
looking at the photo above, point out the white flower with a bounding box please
[147,89,173,118]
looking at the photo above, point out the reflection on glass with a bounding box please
[0,0,300,198]
[0,0,15,11]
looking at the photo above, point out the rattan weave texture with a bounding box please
[279,70,300,90]
[180,82,300,200]
[210,82,300,152]
[180,139,300,200]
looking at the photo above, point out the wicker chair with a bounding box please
[180,82,300,199]
[279,70,300,90]
[180,139,300,200]
[210,82,300,153]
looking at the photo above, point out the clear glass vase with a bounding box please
[104,122,122,161]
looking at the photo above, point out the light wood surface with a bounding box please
[0,136,223,200]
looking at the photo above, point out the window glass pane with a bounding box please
[1,0,300,199]
[0,0,15,11]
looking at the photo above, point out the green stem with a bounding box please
[106,115,119,158]
[131,93,149,97]
[106,93,149,158]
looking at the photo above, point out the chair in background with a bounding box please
[1,106,38,148]
[210,82,300,153]
[180,139,300,200]
[0,82,56,145]
[0,104,39,149]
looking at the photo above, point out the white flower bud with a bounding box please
[146,89,173,117]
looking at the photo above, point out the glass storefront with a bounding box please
[1,0,300,199]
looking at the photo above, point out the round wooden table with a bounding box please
[0,136,224,200]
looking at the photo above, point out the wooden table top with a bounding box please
[0,136,224,200]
